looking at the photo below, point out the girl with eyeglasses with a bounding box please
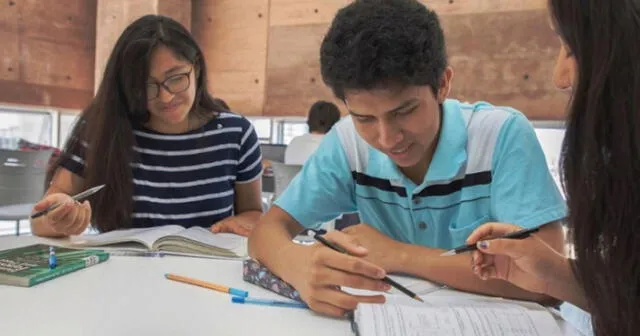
[30,15,263,237]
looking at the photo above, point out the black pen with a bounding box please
[30,184,106,219]
[307,229,424,303]
[440,226,541,256]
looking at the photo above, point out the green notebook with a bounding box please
[0,244,109,287]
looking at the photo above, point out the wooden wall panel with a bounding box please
[22,39,94,91]
[264,24,340,116]
[0,79,92,110]
[158,0,192,29]
[262,1,567,120]
[193,0,269,116]
[269,0,348,26]
[0,1,19,32]
[420,0,546,15]
[21,0,97,46]
[0,0,96,110]
[0,31,20,82]
[268,0,548,27]
[209,71,267,116]
[441,10,568,119]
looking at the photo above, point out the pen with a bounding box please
[31,184,106,219]
[307,230,424,303]
[165,273,249,297]
[231,296,309,309]
[440,226,541,256]
[48,246,57,269]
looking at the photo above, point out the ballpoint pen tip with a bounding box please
[440,250,456,257]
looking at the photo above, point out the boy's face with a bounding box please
[344,67,453,179]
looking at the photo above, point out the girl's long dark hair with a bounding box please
[551,1,640,334]
[48,15,225,232]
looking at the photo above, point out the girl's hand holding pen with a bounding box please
[466,222,566,295]
[31,193,92,236]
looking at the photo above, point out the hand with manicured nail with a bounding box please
[32,193,92,236]
[466,222,567,295]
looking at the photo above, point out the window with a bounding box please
[251,117,308,144]
[0,106,55,147]
[247,118,272,143]
[533,121,566,199]
[281,121,308,145]
[59,113,80,147]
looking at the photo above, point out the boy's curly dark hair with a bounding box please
[320,0,447,100]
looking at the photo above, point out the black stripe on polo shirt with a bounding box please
[352,171,407,197]
[355,194,410,210]
[413,196,491,210]
[414,171,492,198]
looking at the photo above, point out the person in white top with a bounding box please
[284,101,341,165]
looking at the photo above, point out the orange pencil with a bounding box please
[165,273,249,297]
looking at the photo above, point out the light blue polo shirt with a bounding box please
[275,99,566,249]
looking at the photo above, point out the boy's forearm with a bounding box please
[394,243,554,302]
[247,207,304,280]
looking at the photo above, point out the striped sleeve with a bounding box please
[58,136,87,177]
[236,118,262,183]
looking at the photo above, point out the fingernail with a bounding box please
[380,283,391,291]
[355,245,368,253]
[377,270,386,278]
[478,241,489,249]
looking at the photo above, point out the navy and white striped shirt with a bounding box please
[61,112,263,229]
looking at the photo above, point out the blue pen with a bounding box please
[231,297,308,309]
[48,246,57,269]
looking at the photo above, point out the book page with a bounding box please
[356,302,562,336]
[155,226,247,257]
[70,225,184,250]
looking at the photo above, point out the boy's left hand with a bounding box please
[211,217,254,237]
[342,224,406,272]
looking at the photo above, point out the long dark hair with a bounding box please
[551,1,640,334]
[48,15,224,232]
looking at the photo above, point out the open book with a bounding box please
[353,295,562,336]
[70,225,247,259]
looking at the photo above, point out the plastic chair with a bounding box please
[0,148,53,235]
[270,161,302,201]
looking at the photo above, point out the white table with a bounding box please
[0,236,583,336]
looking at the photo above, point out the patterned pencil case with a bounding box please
[242,258,303,302]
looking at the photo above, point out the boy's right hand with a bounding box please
[286,230,391,317]
[32,193,92,236]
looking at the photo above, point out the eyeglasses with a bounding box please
[146,68,193,100]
